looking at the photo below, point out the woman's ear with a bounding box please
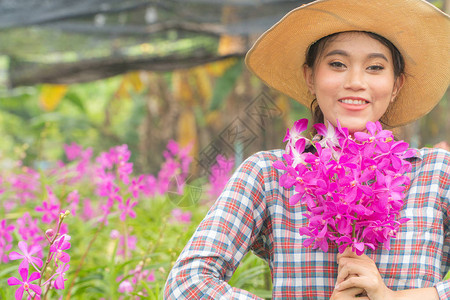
[391,74,405,102]
[303,64,315,95]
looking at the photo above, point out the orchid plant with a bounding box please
[274,119,414,255]
[7,211,71,300]
[1,139,244,298]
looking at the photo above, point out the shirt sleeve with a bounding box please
[434,149,450,300]
[164,152,269,299]
[435,281,450,299]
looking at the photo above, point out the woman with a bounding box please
[164,0,450,299]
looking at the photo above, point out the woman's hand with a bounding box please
[333,248,394,300]
[330,286,368,300]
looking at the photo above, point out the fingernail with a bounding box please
[335,284,340,290]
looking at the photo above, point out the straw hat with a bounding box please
[245,0,450,127]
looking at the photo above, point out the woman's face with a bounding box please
[304,32,404,133]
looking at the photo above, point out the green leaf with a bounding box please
[65,90,86,112]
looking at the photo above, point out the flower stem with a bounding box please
[352,214,357,240]
[132,218,168,292]
[38,214,65,286]
[122,219,129,277]
[43,261,58,300]
[41,273,57,287]
[65,218,105,300]
[123,220,129,260]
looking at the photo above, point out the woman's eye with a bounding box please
[329,61,346,68]
[368,65,384,71]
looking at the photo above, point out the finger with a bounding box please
[332,287,367,299]
[337,247,354,260]
[332,287,365,296]
[337,257,364,273]
[336,263,353,285]
[337,256,354,273]
[337,253,360,272]
[336,261,371,285]
[337,256,375,276]
[336,275,372,292]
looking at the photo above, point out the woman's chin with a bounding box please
[337,120,368,134]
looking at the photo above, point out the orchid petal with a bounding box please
[31,257,43,269]
[298,227,311,236]
[282,128,291,142]
[366,121,376,134]
[28,245,42,256]
[58,253,70,263]
[365,243,376,250]
[18,241,29,254]
[319,240,329,252]
[354,132,370,141]
[28,272,41,282]
[29,283,42,295]
[391,141,409,153]
[295,138,306,153]
[402,149,417,158]
[303,238,315,248]
[338,242,351,254]
[19,260,30,270]
[289,193,303,205]
[377,142,390,152]
[313,123,326,135]
[54,276,65,289]
[353,241,365,252]
[7,277,22,286]
[15,286,25,300]
[273,161,286,170]
[18,267,29,281]
[61,242,71,251]
[8,252,24,261]
[293,118,308,133]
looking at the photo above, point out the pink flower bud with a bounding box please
[118,280,133,293]
[46,229,55,238]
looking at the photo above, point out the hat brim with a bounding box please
[245,0,450,127]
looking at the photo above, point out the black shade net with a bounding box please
[0,0,311,87]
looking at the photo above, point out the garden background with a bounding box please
[0,0,448,299]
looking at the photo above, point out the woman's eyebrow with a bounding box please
[324,49,348,57]
[324,49,389,62]
[367,53,389,62]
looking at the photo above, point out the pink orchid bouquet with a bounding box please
[274,119,414,255]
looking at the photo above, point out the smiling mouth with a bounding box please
[339,99,369,105]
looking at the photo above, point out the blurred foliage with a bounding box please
[0,55,312,173]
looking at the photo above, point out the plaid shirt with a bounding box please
[164,147,450,299]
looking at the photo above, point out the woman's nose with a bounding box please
[343,68,367,91]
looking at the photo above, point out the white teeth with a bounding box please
[340,99,367,105]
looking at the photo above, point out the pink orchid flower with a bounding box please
[54,263,70,289]
[49,235,71,263]
[118,198,138,221]
[9,241,43,270]
[7,266,41,300]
